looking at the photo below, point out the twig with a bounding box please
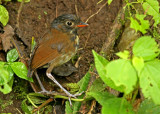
[56,0,58,18]
[32,98,54,113]
[85,0,108,23]
[75,0,79,17]
[16,0,25,29]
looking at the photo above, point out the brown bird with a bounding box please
[28,14,88,99]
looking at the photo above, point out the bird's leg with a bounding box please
[34,71,54,94]
[46,64,84,98]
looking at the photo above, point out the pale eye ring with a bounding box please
[66,21,74,26]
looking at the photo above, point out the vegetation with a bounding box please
[0,0,160,113]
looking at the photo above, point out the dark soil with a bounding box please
[0,0,122,113]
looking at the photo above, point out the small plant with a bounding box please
[0,48,32,94]
[0,0,30,26]
[92,35,160,113]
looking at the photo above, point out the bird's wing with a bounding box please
[31,29,69,70]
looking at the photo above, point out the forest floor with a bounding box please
[0,0,122,113]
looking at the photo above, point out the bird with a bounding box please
[27,14,88,100]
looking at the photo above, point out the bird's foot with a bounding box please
[67,91,84,107]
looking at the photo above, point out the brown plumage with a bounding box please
[28,14,88,101]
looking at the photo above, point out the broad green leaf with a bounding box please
[138,99,160,114]
[116,50,130,59]
[107,59,137,94]
[7,48,19,62]
[0,68,9,84]
[92,50,109,84]
[3,65,14,81]
[132,56,144,74]
[102,98,134,114]
[0,62,5,68]
[0,83,12,94]
[10,62,33,82]
[133,36,159,61]
[143,0,160,26]
[17,0,30,2]
[0,5,9,26]
[93,50,124,92]
[130,14,149,34]
[139,60,160,105]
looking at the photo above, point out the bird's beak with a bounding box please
[77,21,89,27]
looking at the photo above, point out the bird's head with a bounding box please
[51,14,88,34]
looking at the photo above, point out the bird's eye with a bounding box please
[66,21,73,26]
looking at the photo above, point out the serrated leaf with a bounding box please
[107,59,137,94]
[10,62,33,82]
[65,101,73,114]
[130,14,149,34]
[93,50,125,92]
[0,5,9,26]
[21,99,32,114]
[116,50,130,59]
[139,60,160,105]
[71,67,93,114]
[132,56,144,74]
[7,48,19,62]
[138,99,160,114]
[143,0,160,26]
[88,78,106,93]
[133,36,159,61]
[102,98,134,114]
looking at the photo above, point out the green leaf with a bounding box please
[108,0,113,5]
[87,91,114,106]
[0,62,5,68]
[17,0,30,2]
[10,62,33,82]
[65,101,73,114]
[92,50,109,83]
[21,99,32,114]
[132,56,144,74]
[0,83,12,94]
[0,5,9,26]
[0,68,12,94]
[93,50,125,93]
[88,91,134,114]
[0,68,9,84]
[130,14,150,34]
[107,59,137,94]
[133,36,159,61]
[116,50,130,59]
[138,99,160,114]
[7,48,19,62]
[3,65,14,81]
[143,0,160,27]
[88,78,106,93]
[102,98,134,114]
[65,66,93,114]
[139,60,160,105]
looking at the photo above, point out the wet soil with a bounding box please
[0,0,122,113]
